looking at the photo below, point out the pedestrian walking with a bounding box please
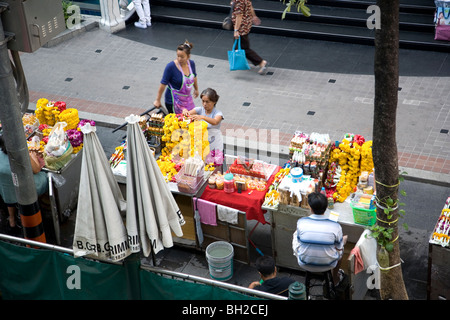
[232,0,268,74]
[154,40,199,114]
[133,0,151,29]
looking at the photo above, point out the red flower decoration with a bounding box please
[54,101,67,112]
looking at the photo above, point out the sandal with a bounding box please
[258,61,268,75]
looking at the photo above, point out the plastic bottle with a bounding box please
[224,173,235,193]
[321,187,326,196]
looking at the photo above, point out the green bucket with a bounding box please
[206,241,234,281]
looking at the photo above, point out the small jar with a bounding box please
[208,176,216,189]
[224,173,235,193]
[327,197,334,209]
[215,176,224,190]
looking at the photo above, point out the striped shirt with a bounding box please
[295,214,344,272]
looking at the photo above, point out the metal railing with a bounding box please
[0,234,287,300]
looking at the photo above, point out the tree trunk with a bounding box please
[373,0,408,300]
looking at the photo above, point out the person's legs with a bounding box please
[142,0,151,26]
[6,204,17,227]
[332,236,347,285]
[239,34,263,66]
[133,0,148,28]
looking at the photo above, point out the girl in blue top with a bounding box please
[154,40,199,114]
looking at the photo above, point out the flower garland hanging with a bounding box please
[361,140,374,173]
[161,113,181,157]
[188,120,209,160]
[331,137,363,202]
[35,99,60,126]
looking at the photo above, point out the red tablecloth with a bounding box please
[200,167,280,224]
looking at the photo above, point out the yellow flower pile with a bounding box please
[156,155,178,182]
[263,189,280,207]
[42,127,52,137]
[332,139,362,203]
[361,141,374,173]
[72,145,83,154]
[263,167,290,208]
[188,120,209,160]
[35,99,60,126]
[57,108,79,130]
[161,114,182,156]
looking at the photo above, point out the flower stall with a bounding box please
[23,98,96,244]
[258,130,377,300]
[109,111,280,262]
[428,197,450,300]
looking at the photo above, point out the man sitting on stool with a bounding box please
[248,255,295,297]
[293,192,348,286]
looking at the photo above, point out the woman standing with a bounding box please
[183,88,224,159]
[232,0,268,74]
[154,40,199,114]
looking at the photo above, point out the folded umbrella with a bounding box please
[125,115,184,257]
[73,123,130,262]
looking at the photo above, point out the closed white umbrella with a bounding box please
[125,115,184,257]
[72,123,130,262]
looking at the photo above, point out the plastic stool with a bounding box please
[304,270,336,300]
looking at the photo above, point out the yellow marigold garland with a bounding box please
[188,120,209,160]
[332,139,368,203]
[35,99,60,126]
[57,108,79,130]
[161,114,181,157]
[156,155,178,182]
[361,140,374,173]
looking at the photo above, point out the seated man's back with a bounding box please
[295,214,344,272]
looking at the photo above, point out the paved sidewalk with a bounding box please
[22,17,450,184]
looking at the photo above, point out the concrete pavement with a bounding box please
[23,16,450,183]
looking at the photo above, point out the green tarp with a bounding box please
[0,240,259,300]
[0,240,130,299]
[140,271,258,300]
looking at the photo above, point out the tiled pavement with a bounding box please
[22,17,450,181]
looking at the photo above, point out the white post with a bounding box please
[99,0,126,33]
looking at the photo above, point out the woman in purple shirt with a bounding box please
[153,40,199,114]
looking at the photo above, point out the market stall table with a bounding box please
[198,167,280,263]
[427,197,450,300]
[200,170,279,225]
[42,151,83,245]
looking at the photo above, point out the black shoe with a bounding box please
[6,224,22,237]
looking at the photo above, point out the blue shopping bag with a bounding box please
[228,37,250,71]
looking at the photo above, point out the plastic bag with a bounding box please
[22,113,39,137]
[44,122,70,157]
[44,122,73,171]
[27,136,41,150]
